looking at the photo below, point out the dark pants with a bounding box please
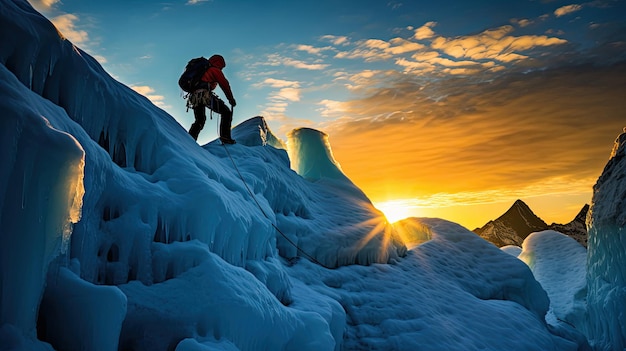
[189,93,232,141]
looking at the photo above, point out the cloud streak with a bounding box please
[186,0,211,5]
[28,0,60,12]
[51,14,89,44]
[555,4,583,17]
[131,85,168,108]
[266,54,329,70]
[255,78,302,118]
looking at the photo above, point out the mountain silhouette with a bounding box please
[473,200,589,247]
[548,204,589,247]
[473,200,548,247]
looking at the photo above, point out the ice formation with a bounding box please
[518,231,589,347]
[0,0,623,350]
[0,61,85,340]
[585,130,626,350]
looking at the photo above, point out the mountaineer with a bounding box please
[180,54,237,144]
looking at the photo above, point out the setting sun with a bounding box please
[374,200,416,223]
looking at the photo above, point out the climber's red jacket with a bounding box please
[201,54,235,104]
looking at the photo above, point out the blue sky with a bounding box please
[29,0,626,228]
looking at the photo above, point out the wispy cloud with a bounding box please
[131,85,168,108]
[28,0,60,12]
[335,37,424,61]
[295,44,334,56]
[511,18,533,27]
[265,54,329,70]
[93,55,108,64]
[259,78,300,89]
[413,22,437,40]
[317,99,346,118]
[387,1,403,10]
[320,35,350,46]
[51,14,89,44]
[554,4,583,17]
[186,0,211,5]
[255,78,302,118]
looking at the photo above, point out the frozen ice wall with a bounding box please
[585,129,626,350]
[0,62,85,341]
[287,128,348,182]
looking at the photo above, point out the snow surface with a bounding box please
[518,231,588,345]
[0,0,624,350]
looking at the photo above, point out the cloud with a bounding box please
[554,4,583,17]
[335,37,424,61]
[51,14,89,44]
[265,54,329,70]
[272,87,301,102]
[320,35,350,46]
[318,99,346,118]
[93,55,108,64]
[511,18,533,27]
[130,85,167,108]
[256,78,302,118]
[414,22,437,40]
[387,38,425,54]
[257,78,299,88]
[430,25,567,63]
[295,44,334,56]
[28,0,60,12]
[328,23,566,76]
[186,0,211,5]
[387,1,403,10]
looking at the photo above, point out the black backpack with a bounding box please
[178,57,211,93]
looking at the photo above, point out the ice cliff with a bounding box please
[585,129,626,350]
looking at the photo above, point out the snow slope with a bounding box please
[518,231,588,339]
[0,0,618,350]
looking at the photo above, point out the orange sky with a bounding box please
[324,63,626,229]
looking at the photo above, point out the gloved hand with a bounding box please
[229,98,237,107]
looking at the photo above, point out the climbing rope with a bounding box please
[220,131,332,269]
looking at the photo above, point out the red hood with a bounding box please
[209,55,226,69]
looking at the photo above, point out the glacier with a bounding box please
[0,0,624,350]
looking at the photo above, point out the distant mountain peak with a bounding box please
[498,199,547,232]
[474,200,588,247]
[475,200,548,247]
[512,199,526,206]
